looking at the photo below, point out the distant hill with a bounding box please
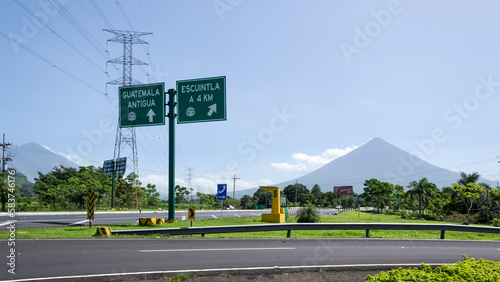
[7,142,79,182]
[236,138,496,198]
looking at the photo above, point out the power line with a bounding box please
[0,31,106,96]
[90,0,114,30]
[12,0,109,77]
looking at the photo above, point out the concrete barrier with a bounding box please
[139,218,157,225]
[96,227,111,236]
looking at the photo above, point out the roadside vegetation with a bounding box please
[366,254,500,281]
[2,211,499,240]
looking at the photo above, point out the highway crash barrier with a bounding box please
[96,227,111,236]
[139,218,165,225]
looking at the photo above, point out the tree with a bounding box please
[240,195,253,209]
[253,188,272,208]
[145,184,161,208]
[452,182,484,218]
[458,171,480,186]
[175,185,190,204]
[310,184,323,206]
[406,178,437,218]
[361,178,394,213]
[283,183,309,206]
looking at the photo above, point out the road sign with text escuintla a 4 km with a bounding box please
[177,76,226,124]
[119,83,165,128]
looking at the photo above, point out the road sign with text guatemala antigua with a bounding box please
[176,76,226,124]
[119,82,165,128]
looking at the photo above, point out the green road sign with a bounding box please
[119,82,165,127]
[176,76,226,124]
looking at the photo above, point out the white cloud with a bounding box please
[139,173,273,197]
[271,145,358,174]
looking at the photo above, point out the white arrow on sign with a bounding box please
[207,104,217,117]
[147,109,155,122]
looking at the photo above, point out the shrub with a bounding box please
[296,204,320,223]
[492,218,500,227]
[442,212,479,224]
[365,255,500,281]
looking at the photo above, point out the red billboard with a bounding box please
[333,186,353,195]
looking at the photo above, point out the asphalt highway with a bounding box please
[0,209,299,229]
[1,238,499,281]
[0,208,349,229]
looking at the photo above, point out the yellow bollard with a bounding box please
[259,186,286,223]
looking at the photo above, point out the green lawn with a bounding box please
[3,211,499,240]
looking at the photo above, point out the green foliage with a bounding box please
[283,183,310,206]
[175,185,190,204]
[406,178,438,218]
[240,194,254,209]
[458,171,480,186]
[491,218,500,227]
[365,255,500,281]
[252,188,272,208]
[169,273,189,282]
[30,165,162,211]
[296,204,320,223]
[362,178,394,213]
[452,182,484,217]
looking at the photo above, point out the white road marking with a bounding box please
[138,247,296,252]
[67,220,89,226]
[234,214,241,218]
[211,215,218,219]
[0,221,15,227]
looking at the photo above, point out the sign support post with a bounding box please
[167,89,176,221]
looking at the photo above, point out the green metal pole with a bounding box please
[168,89,176,221]
[111,170,115,209]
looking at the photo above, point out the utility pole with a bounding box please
[1,134,13,212]
[295,180,298,206]
[232,174,240,208]
[186,168,194,201]
[1,134,12,173]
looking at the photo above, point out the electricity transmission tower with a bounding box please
[105,29,151,181]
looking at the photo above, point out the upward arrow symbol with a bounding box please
[147,109,155,122]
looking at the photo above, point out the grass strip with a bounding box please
[2,211,499,240]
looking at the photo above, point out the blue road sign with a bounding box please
[217,184,227,201]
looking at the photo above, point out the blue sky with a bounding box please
[2,0,500,196]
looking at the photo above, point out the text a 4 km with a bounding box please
[189,94,213,103]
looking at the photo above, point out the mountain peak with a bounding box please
[270,138,496,194]
[9,142,79,181]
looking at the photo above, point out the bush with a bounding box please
[442,212,479,224]
[492,218,500,227]
[296,204,320,223]
[366,255,500,281]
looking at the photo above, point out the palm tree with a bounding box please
[458,171,480,186]
[406,178,437,218]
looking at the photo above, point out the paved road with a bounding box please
[0,208,335,229]
[1,238,499,281]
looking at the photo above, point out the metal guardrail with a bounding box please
[111,223,500,239]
